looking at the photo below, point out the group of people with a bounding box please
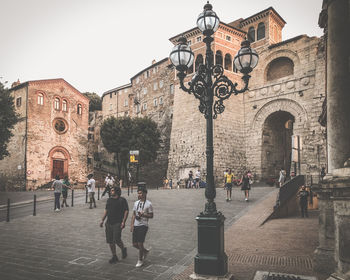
[51,175,73,211]
[224,169,253,202]
[186,169,201,188]
[100,186,153,268]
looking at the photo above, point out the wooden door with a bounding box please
[52,160,64,179]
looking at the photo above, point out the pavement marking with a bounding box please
[68,256,98,265]
[253,271,317,280]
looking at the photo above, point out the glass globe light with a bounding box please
[197,2,220,36]
[234,40,259,74]
[169,37,194,72]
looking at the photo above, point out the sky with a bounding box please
[0,0,324,96]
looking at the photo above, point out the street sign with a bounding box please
[130,150,139,163]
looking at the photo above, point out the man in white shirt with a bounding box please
[195,169,201,189]
[130,188,153,267]
[87,174,96,209]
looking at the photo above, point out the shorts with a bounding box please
[195,178,199,182]
[62,191,68,198]
[88,192,95,199]
[105,223,122,244]
[226,183,232,190]
[132,225,148,243]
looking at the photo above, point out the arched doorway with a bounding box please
[261,111,294,180]
[49,146,70,179]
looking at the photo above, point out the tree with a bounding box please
[83,92,102,111]
[100,116,160,185]
[0,81,19,160]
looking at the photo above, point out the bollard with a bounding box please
[33,195,36,216]
[6,198,10,222]
[98,185,100,200]
[71,189,74,207]
[85,187,88,203]
[128,186,130,196]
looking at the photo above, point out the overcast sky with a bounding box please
[0,0,323,96]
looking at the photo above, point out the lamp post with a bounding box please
[169,2,259,277]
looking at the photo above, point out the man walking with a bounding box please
[87,174,96,209]
[100,187,129,264]
[131,188,153,267]
[194,169,201,189]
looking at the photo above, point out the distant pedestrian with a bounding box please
[87,174,96,209]
[52,175,63,212]
[298,185,309,218]
[169,179,173,189]
[102,175,114,198]
[61,175,72,208]
[278,168,286,187]
[131,188,153,268]
[240,171,251,201]
[100,187,129,264]
[320,167,326,180]
[224,169,234,201]
[195,169,201,189]
[187,170,193,188]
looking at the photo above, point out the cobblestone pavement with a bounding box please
[0,186,274,280]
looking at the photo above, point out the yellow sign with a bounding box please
[130,155,138,163]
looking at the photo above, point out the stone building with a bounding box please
[99,7,326,187]
[99,58,175,186]
[0,78,90,190]
[167,7,326,184]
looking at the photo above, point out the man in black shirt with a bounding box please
[100,187,129,263]
[298,185,310,218]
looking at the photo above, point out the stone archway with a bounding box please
[261,111,294,180]
[248,99,307,180]
[48,146,71,179]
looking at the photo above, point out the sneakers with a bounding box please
[143,247,151,260]
[109,255,118,264]
[245,198,248,201]
[55,208,60,212]
[122,247,127,259]
[229,198,232,201]
[135,260,143,267]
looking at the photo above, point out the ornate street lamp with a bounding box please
[169,1,259,277]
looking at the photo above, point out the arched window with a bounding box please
[257,23,265,40]
[195,54,203,72]
[62,99,68,112]
[54,97,60,110]
[215,50,223,66]
[37,93,44,105]
[248,27,255,42]
[224,54,232,71]
[77,103,82,115]
[266,57,294,81]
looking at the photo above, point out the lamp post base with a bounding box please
[194,213,228,276]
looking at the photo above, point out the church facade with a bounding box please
[0,79,90,190]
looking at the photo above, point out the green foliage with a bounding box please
[0,81,19,160]
[83,92,102,111]
[100,116,161,182]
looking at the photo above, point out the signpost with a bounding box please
[129,150,139,194]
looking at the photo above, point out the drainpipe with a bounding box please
[24,84,28,191]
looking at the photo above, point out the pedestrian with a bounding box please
[52,175,63,212]
[130,188,153,268]
[224,169,234,201]
[100,187,129,264]
[61,175,72,208]
[298,185,309,218]
[102,174,114,198]
[223,169,228,189]
[169,179,173,189]
[239,171,251,201]
[187,170,193,188]
[320,167,326,180]
[247,170,254,188]
[278,167,286,187]
[87,174,96,209]
[195,169,201,189]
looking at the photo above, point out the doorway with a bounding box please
[261,111,294,181]
[52,160,64,179]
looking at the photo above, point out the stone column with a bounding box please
[327,169,350,280]
[313,184,336,274]
[326,0,350,172]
